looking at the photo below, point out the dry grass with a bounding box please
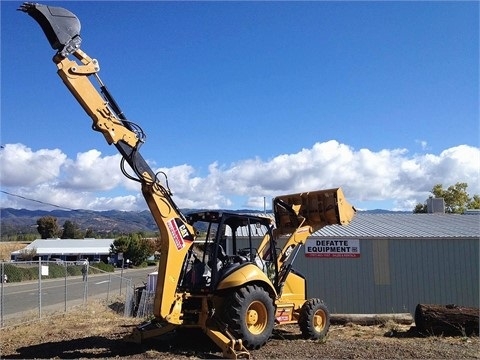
[0,242,29,261]
[2,300,133,337]
[1,300,140,358]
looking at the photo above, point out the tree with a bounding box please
[110,236,129,255]
[413,203,427,213]
[19,247,37,261]
[413,182,480,214]
[151,236,162,257]
[127,235,156,266]
[85,228,96,238]
[36,216,60,239]
[468,194,480,210]
[61,220,82,239]
[110,232,155,266]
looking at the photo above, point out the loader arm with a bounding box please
[272,188,356,292]
[19,2,194,323]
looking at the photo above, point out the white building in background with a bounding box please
[10,238,115,264]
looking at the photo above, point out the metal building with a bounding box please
[294,213,479,314]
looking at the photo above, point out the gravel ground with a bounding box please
[1,302,478,359]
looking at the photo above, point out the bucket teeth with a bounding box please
[18,2,82,54]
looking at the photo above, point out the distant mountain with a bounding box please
[361,209,410,214]
[0,208,158,237]
[0,207,409,238]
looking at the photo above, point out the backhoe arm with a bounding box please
[20,2,194,322]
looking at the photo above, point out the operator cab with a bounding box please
[179,211,278,293]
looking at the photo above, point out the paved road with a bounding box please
[0,266,157,325]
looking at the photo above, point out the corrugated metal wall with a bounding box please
[294,238,479,314]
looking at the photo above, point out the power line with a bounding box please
[0,190,78,211]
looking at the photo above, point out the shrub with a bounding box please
[92,261,114,272]
[146,260,157,267]
[23,267,38,281]
[47,264,67,278]
[67,266,82,276]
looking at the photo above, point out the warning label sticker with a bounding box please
[167,218,192,250]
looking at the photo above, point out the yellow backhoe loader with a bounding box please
[20,3,356,358]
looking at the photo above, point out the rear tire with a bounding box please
[298,298,330,340]
[223,284,275,349]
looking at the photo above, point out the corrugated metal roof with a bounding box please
[233,224,270,237]
[250,213,479,239]
[12,238,114,255]
[314,213,480,239]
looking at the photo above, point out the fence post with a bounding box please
[83,262,89,304]
[64,261,68,312]
[124,279,132,317]
[38,258,42,319]
[1,262,4,327]
[119,261,124,296]
[107,274,111,302]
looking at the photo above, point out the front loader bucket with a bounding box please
[18,2,81,53]
[273,188,356,235]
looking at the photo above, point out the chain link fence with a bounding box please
[0,260,136,328]
[134,289,155,318]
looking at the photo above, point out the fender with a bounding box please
[217,263,277,297]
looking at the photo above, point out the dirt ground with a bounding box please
[1,301,478,359]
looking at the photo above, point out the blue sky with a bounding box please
[1,1,479,212]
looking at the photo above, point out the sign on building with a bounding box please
[305,239,360,258]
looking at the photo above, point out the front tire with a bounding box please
[223,284,275,349]
[298,298,330,340]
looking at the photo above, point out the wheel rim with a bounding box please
[313,308,327,332]
[245,300,268,335]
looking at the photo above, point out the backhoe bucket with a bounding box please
[273,188,356,235]
[18,2,81,54]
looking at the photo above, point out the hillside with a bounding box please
[0,207,406,239]
[0,208,158,238]
[0,208,269,238]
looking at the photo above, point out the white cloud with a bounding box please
[60,149,127,191]
[154,164,233,209]
[0,143,66,186]
[1,141,479,211]
[415,139,429,151]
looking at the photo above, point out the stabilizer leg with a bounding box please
[124,320,177,344]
